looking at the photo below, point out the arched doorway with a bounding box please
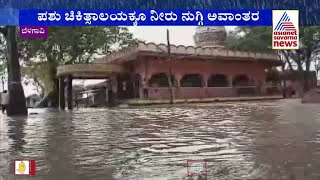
[233,74,257,95]
[208,74,229,87]
[148,73,176,87]
[232,74,250,86]
[180,74,203,87]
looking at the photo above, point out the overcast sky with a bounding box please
[1,26,237,96]
[129,26,236,46]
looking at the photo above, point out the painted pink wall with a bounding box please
[132,57,274,99]
[134,58,267,82]
[146,87,236,100]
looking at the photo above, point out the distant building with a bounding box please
[77,81,108,107]
[57,26,283,108]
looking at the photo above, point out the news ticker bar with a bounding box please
[18,9,270,26]
[0,9,19,25]
[0,0,309,9]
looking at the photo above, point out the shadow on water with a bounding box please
[1,115,29,179]
[7,116,27,153]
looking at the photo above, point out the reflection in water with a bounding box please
[45,111,77,179]
[7,116,27,153]
[1,100,320,180]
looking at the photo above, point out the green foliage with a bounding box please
[20,26,137,64]
[18,26,138,96]
[299,26,320,56]
[21,63,46,96]
[227,26,273,53]
[227,26,320,92]
[0,35,6,74]
[227,26,320,69]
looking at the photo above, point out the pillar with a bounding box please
[202,74,208,87]
[59,77,65,110]
[228,75,235,96]
[228,76,233,87]
[105,80,109,103]
[130,73,136,98]
[140,75,150,99]
[66,75,73,110]
[110,74,118,105]
[260,80,267,95]
[176,74,183,87]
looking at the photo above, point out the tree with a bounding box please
[227,26,320,95]
[0,26,28,116]
[18,26,137,107]
[22,65,45,98]
[227,26,273,53]
[166,29,174,104]
[0,35,7,91]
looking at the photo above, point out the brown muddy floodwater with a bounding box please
[1,99,320,180]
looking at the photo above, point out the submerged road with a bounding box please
[1,99,320,180]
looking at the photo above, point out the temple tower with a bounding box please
[193,26,227,48]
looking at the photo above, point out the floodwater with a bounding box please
[1,99,320,180]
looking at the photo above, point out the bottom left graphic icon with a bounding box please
[14,160,36,176]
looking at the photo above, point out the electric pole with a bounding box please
[167,29,174,104]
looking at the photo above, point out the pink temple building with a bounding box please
[57,27,283,109]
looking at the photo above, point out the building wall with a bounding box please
[147,87,236,99]
[134,58,266,82]
[130,57,278,99]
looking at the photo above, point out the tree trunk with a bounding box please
[48,64,59,107]
[37,64,59,108]
[282,50,295,71]
[304,51,313,92]
[281,64,287,98]
[1,73,4,91]
[297,73,305,97]
[5,26,28,116]
[37,90,58,108]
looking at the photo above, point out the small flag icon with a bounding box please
[14,160,36,176]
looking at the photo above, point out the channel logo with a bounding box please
[272,10,299,49]
[14,160,36,176]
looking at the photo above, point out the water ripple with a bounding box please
[1,100,320,179]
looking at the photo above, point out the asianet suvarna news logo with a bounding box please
[272,10,299,49]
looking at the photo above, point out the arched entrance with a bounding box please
[232,74,257,95]
[148,73,176,87]
[232,74,250,86]
[208,74,229,87]
[180,74,203,87]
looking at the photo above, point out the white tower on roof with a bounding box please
[193,26,227,48]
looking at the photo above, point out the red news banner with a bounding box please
[14,160,36,176]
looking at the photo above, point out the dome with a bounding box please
[193,26,227,48]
